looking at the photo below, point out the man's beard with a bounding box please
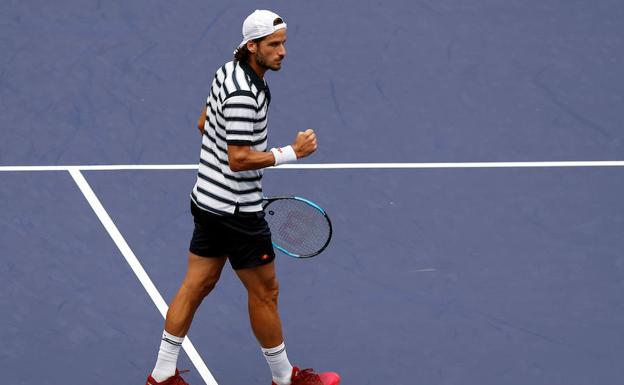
[255,51,281,71]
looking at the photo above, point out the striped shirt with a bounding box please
[191,60,271,215]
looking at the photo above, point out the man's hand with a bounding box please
[197,106,207,135]
[292,129,317,159]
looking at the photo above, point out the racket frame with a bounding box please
[262,196,333,258]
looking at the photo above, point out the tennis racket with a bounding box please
[263,196,333,258]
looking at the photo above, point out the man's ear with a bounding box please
[246,40,257,54]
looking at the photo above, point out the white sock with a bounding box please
[262,342,294,385]
[151,330,184,382]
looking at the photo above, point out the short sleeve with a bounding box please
[222,92,258,145]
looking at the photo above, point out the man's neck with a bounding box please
[247,59,267,79]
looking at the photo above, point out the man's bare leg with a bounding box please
[150,252,227,382]
[165,252,227,336]
[236,261,293,384]
[236,261,283,347]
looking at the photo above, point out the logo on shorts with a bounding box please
[261,254,269,260]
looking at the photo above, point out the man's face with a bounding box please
[251,29,287,71]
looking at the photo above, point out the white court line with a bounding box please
[68,168,218,385]
[0,160,624,172]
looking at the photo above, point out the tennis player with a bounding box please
[145,10,340,385]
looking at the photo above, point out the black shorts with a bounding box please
[189,200,275,270]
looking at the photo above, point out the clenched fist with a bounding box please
[292,129,317,159]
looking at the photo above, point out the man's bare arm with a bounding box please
[227,145,276,172]
[227,129,317,172]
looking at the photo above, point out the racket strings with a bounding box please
[265,199,330,256]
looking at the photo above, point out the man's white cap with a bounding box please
[237,10,287,49]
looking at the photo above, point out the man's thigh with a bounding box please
[235,261,278,294]
[183,251,228,285]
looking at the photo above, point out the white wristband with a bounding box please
[270,145,297,166]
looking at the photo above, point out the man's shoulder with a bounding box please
[215,60,236,78]
[218,61,258,104]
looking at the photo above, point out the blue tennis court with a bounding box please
[2,1,624,385]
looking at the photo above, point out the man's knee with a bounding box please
[249,277,280,304]
[182,274,220,299]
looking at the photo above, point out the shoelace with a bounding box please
[292,368,324,385]
[170,370,190,385]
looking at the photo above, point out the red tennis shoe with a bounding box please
[145,369,190,385]
[272,366,341,385]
